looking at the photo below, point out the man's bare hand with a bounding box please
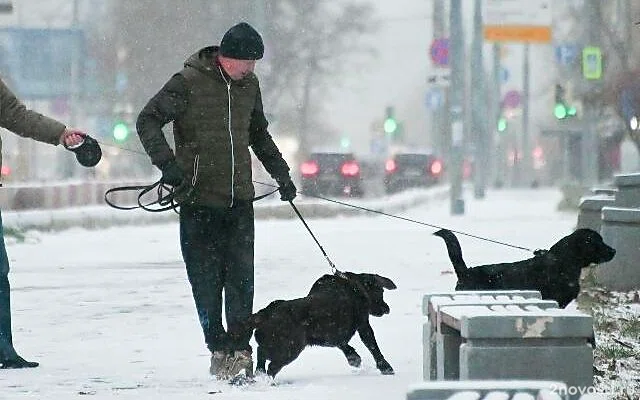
[60,128,86,148]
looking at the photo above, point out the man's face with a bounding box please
[218,56,256,81]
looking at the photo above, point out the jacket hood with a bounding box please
[184,45,256,84]
[184,46,220,76]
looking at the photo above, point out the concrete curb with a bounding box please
[3,186,450,232]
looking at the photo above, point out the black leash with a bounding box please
[287,200,343,275]
[253,181,534,253]
[93,137,534,253]
[104,181,192,213]
[104,181,278,213]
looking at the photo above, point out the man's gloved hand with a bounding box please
[159,159,185,187]
[277,177,297,201]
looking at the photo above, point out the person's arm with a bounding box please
[136,74,189,167]
[249,87,291,182]
[0,79,65,145]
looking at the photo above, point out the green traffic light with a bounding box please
[497,117,507,132]
[554,103,567,119]
[112,122,129,142]
[383,118,397,135]
[566,106,577,117]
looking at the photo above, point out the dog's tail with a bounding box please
[433,229,468,279]
[246,300,287,329]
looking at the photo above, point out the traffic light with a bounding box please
[497,116,507,133]
[554,84,577,120]
[112,121,130,142]
[383,106,398,136]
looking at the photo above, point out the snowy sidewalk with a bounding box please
[1,187,593,400]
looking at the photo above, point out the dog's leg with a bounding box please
[357,323,394,375]
[266,353,299,378]
[255,346,267,374]
[338,343,362,368]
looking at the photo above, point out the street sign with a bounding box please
[582,46,602,80]
[425,88,444,110]
[499,66,510,83]
[427,71,450,87]
[483,0,552,43]
[503,90,521,109]
[555,43,579,65]
[430,38,449,67]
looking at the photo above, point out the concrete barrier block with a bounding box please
[422,291,544,381]
[613,173,640,207]
[596,206,640,291]
[576,195,614,231]
[437,305,593,400]
[406,380,568,400]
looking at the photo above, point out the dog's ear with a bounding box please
[373,274,397,290]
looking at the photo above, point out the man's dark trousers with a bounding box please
[0,211,19,360]
[179,201,255,353]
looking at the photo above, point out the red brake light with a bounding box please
[430,159,443,176]
[340,161,360,177]
[1,165,10,176]
[385,159,397,174]
[300,161,319,177]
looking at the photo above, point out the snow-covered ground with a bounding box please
[0,187,631,399]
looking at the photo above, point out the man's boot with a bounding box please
[209,350,229,379]
[226,350,253,378]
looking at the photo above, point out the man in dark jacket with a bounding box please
[0,77,88,369]
[136,22,297,380]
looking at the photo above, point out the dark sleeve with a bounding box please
[249,87,291,181]
[136,73,189,167]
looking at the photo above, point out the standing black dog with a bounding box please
[247,272,396,377]
[433,228,616,308]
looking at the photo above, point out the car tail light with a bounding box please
[429,159,443,176]
[384,159,397,174]
[340,161,360,177]
[463,159,473,179]
[300,160,319,177]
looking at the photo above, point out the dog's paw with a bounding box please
[347,354,362,368]
[377,361,394,375]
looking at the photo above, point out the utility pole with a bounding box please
[492,43,505,187]
[64,0,81,179]
[471,0,488,198]
[449,0,465,215]
[521,43,532,186]
[582,0,602,185]
[432,0,446,158]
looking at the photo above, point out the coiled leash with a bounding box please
[105,155,279,213]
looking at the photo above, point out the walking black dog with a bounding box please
[246,272,396,377]
[433,228,616,308]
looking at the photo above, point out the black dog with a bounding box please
[433,228,616,308]
[247,272,397,377]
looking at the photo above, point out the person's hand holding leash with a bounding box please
[159,159,185,187]
[61,128,102,167]
[59,128,85,148]
[277,176,297,201]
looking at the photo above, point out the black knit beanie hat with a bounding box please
[219,22,264,60]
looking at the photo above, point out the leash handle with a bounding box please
[288,200,338,273]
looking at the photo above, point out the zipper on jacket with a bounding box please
[218,67,235,207]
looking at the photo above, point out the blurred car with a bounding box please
[383,152,443,194]
[300,151,364,197]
